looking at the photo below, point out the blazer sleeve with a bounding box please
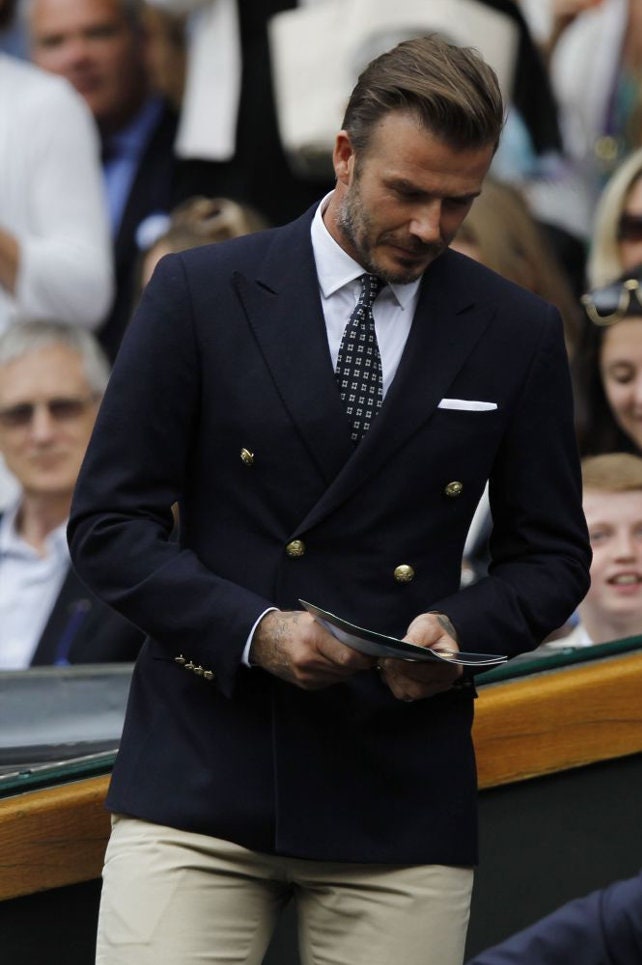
[466,871,642,964]
[67,254,273,697]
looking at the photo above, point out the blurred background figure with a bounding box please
[534,454,642,653]
[452,178,584,357]
[144,0,334,226]
[467,867,642,964]
[0,321,144,670]
[27,0,180,360]
[538,0,642,241]
[138,194,267,290]
[0,0,27,55]
[586,146,642,288]
[573,263,642,457]
[141,1,186,112]
[1,0,113,507]
[0,4,112,337]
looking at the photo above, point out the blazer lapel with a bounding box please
[233,210,355,485]
[291,251,496,534]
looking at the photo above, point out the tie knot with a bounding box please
[359,273,384,308]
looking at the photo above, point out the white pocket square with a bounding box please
[438,398,498,411]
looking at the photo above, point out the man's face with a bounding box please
[0,344,100,501]
[328,111,494,284]
[29,0,146,132]
[581,488,642,627]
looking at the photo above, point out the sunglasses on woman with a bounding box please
[617,213,642,243]
[581,268,642,325]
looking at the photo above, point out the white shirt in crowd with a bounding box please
[0,54,113,333]
[0,501,69,670]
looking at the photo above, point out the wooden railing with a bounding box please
[2,648,642,901]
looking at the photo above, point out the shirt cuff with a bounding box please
[242,607,279,667]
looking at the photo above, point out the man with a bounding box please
[28,0,179,359]
[0,321,143,668]
[0,4,112,338]
[537,453,642,653]
[69,37,591,965]
[466,868,642,964]
[1,0,113,507]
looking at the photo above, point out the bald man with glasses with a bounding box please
[0,319,143,669]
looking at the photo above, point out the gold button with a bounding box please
[194,665,204,676]
[174,654,186,665]
[285,539,306,558]
[394,564,415,583]
[203,670,215,681]
[240,448,254,466]
[444,480,463,498]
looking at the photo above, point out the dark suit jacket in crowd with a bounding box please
[1,513,144,666]
[69,205,591,867]
[467,871,642,964]
[99,100,179,361]
[30,565,145,666]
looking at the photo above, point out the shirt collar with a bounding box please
[104,96,165,161]
[310,192,421,310]
[0,498,69,561]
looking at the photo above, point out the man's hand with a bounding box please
[249,610,376,689]
[377,612,463,701]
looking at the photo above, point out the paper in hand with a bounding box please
[300,601,507,667]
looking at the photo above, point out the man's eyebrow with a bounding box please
[385,177,480,201]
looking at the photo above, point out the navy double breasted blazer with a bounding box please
[69,206,590,865]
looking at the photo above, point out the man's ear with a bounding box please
[333,131,355,186]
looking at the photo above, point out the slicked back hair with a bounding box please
[342,34,504,157]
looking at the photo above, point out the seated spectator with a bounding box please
[28,0,180,360]
[535,453,642,654]
[141,2,186,112]
[0,45,112,335]
[586,145,642,288]
[1,27,113,508]
[138,195,268,290]
[452,178,584,358]
[573,263,642,456]
[0,320,144,669]
[538,0,642,240]
[466,867,642,964]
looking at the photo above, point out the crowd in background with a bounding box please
[3,0,642,668]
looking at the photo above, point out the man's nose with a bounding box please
[58,37,93,70]
[613,530,637,560]
[409,202,441,244]
[28,403,57,442]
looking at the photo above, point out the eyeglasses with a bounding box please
[0,394,98,430]
[617,213,642,243]
[581,276,642,325]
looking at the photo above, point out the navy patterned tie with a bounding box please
[335,273,384,443]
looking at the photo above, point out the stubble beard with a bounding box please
[337,182,444,285]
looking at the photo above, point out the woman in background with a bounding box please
[452,178,584,359]
[574,263,642,456]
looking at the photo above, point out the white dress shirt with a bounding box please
[0,502,70,670]
[243,193,421,663]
